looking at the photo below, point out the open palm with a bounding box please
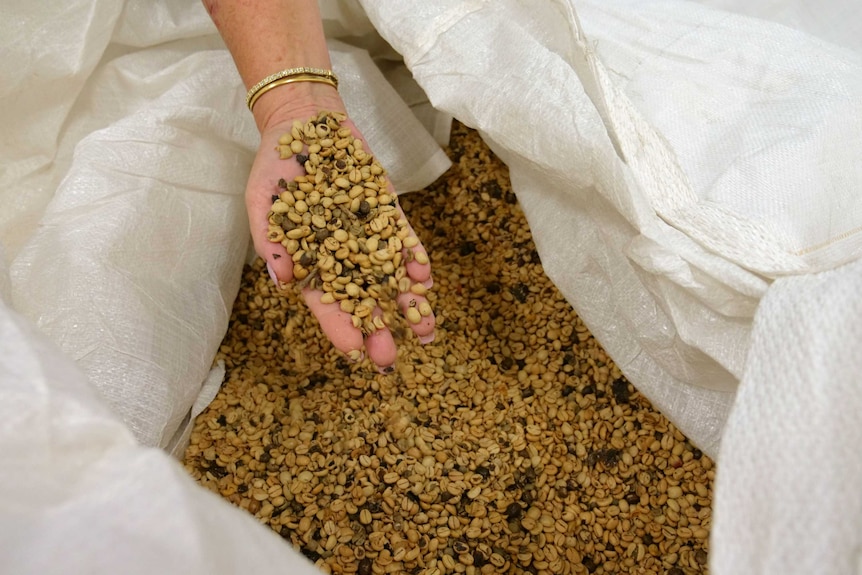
[245,115,435,371]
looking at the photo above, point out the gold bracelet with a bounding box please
[246,67,339,111]
[248,75,339,111]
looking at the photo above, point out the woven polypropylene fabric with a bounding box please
[713,257,862,575]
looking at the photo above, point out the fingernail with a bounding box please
[267,261,288,290]
[418,332,435,345]
[266,260,279,286]
[377,365,395,375]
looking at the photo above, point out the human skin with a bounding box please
[203,0,435,370]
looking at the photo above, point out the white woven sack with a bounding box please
[3,0,862,573]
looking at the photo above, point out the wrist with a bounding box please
[252,81,346,134]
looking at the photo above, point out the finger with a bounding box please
[247,134,307,282]
[364,310,398,372]
[398,293,436,344]
[266,258,291,291]
[249,191,295,284]
[393,205,432,284]
[268,250,294,285]
[302,288,364,359]
[405,244,432,284]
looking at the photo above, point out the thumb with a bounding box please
[248,189,294,284]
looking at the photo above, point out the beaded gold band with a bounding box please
[246,67,339,112]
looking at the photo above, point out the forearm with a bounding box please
[204,0,345,130]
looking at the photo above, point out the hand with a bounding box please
[245,105,436,372]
